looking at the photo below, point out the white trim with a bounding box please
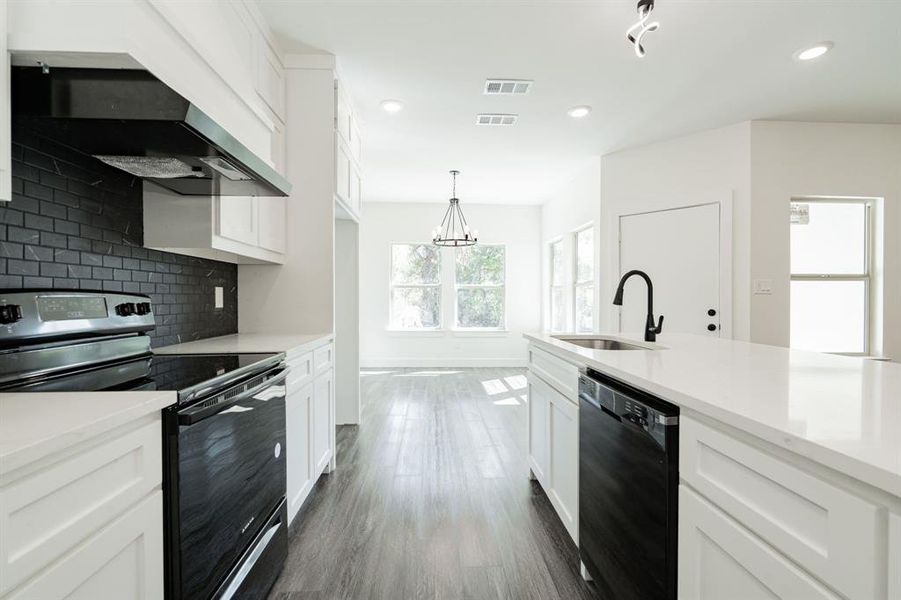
[616,194,734,339]
[283,53,337,71]
[361,357,527,368]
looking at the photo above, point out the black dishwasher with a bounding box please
[578,367,679,600]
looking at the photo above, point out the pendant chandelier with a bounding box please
[432,170,478,247]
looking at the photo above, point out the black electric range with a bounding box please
[0,289,289,600]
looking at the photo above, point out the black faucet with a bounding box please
[613,270,664,342]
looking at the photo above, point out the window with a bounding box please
[390,244,441,329]
[549,239,566,332]
[455,245,505,329]
[790,199,872,354]
[574,227,594,333]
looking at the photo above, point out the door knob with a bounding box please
[707,309,717,317]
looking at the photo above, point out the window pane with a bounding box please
[456,245,505,285]
[391,286,440,329]
[551,287,566,332]
[391,244,440,284]
[575,286,593,333]
[576,228,594,283]
[551,241,565,286]
[457,287,504,328]
[791,280,866,353]
[790,202,867,275]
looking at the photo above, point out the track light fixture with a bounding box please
[627,0,659,58]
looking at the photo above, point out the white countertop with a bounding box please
[154,332,333,355]
[0,391,176,478]
[525,332,901,498]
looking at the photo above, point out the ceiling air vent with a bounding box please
[484,79,532,95]
[476,113,518,126]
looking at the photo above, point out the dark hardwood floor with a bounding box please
[269,367,601,600]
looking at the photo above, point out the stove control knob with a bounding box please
[136,302,152,315]
[0,304,23,325]
[115,302,136,316]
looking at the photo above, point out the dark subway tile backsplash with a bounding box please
[1,128,238,348]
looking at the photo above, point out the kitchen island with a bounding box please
[525,332,901,600]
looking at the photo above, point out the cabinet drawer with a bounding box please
[287,351,313,390]
[528,345,579,400]
[313,343,334,376]
[6,491,163,600]
[679,485,840,600]
[0,417,161,594]
[681,416,885,600]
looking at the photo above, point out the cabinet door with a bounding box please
[312,369,334,476]
[1,0,9,202]
[335,86,351,145]
[7,491,163,600]
[527,373,550,485]
[890,513,901,600]
[549,391,578,543]
[679,486,841,600]
[349,167,362,216]
[286,383,312,524]
[335,141,351,203]
[258,198,286,253]
[216,196,258,246]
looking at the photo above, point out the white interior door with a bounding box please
[619,203,721,337]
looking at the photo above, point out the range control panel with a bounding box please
[0,290,155,346]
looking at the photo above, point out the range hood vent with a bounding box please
[11,67,291,197]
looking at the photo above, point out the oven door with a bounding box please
[166,367,287,600]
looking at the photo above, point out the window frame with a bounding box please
[388,242,443,331]
[789,197,874,356]
[548,238,567,333]
[453,243,507,331]
[572,225,595,333]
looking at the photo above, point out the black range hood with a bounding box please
[11,67,291,197]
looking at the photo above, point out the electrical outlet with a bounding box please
[214,286,224,309]
[753,279,773,295]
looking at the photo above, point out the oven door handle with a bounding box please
[177,369,289,426]
[218,519,283,600]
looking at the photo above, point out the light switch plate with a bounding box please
[214,286,224,309]
[753,279,773,295]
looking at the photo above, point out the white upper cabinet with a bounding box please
[334,80,363,222]
[1,0,10,202]
[256,38,286,122]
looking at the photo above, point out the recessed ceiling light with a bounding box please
[795,42,833,61]
[567,106,592,119]
[380,99,404,113]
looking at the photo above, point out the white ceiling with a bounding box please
[259,0,901,205]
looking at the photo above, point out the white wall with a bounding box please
[600,123,753,340]
[239,65,335,334]
[540,158,602,332]
[749,121,901,359]
[335,219,360,423]
[359,202,542,367]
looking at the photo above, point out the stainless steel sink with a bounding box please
[552,336,648,351]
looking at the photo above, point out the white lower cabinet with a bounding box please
[0,415,163,599]
[527,368,579,543]
[285,341,336,525]
[312,369,335,475]
[527,373,551,484]
[890,512,901,599]
[679,485,840,600]
[286,381,313,523]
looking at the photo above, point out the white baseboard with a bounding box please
[360,357,527,368]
